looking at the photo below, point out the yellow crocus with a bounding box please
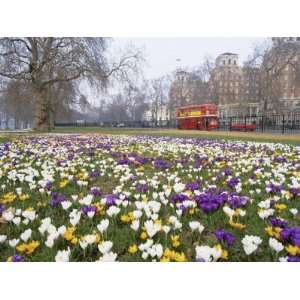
[171,235,181,248]
[229,220,246,230]
[286,245,300,256]
[275,203,287,212]
[128,244,138,254]
[59,179,69,188]
[17,241,40,255]
[140,232,148,240]
[19,194,29,201]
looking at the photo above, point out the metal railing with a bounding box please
[55,113,300,134]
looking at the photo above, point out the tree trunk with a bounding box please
[33,87,50,131]
[49,107,55,130]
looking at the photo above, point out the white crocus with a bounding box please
[223,206,235,219]
[8,238,20,248]
[195,245,221,262]
[12,217,21,225]
[45,237,55,248]
[79,239,88,250]
[97,219,109,233]
[162,225,171,234]
[189,221,205,234]
[98,241,113,254]
[0,235,7,243]
[106,206,120,217]
[98,252,117,262]
[258,208,275,220]
[61,201,72,210]
[144,220,160,238]
[130,220,140,231]
[2,210,14,221]
[79,194,93,205]
[57,225,67,236]
[269,238,284,253]
[20,229,32,242]
[242,235,262,255]
[55,247,71,262]
[173,182,185,193]
[290,208,298,216]
[22,210,36,221]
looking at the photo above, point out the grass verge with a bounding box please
[53,127,300,145]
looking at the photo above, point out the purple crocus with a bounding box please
[45,181,53,191]
[287,255,300,262]
[227,177,240,189]
[269,217,288,228]
[274,156,287,163]
[215,229,236,247]
[195,188,228,214]
[186,181,200,191]
[0,204,5,215]
[154,158,170,170]
[289,187,299,198]
[223,168,233,176]
[90,187,101,197]
[49,192,67,207]
[172,193,189,204]
[117,158,131,165]
[81,205,97,215]
[89,170,100,178]
[104,194,117,206]
[280,227,300,246]
[12,254,24,262]
[267,183,283,194]
[227,194,249,209]
[136,183,149,193]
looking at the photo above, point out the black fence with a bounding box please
[219,114,300,134]
[55,113,300,134]
[55,119,178,129]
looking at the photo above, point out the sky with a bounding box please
[113,37,267,79]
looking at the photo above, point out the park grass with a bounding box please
[53,127,300,145]
[0,136,11,143]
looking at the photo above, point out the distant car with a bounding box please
[116,123,125,128]
[231,123,256,132]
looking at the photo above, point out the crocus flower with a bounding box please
[215,229,236,247]
[12,254,24,262]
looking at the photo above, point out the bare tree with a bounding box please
[147,76,170,123]
[0,38,143,130]
[246,39,300,114]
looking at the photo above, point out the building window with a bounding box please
[228,59,231,64]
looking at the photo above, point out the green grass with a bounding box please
[0,136,11,143]
[53,127,300,145]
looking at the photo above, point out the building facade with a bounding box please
[168,38,300,119]
[210,52,250,117]
[269,37,300,114]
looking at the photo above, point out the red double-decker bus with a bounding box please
[176,104,219,130]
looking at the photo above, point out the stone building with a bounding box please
[168,69,209,118]
[209,53,245,117]
[168,38,300,119]
[268,37,300,114]
[240,66,261,116]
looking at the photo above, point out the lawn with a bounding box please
[0,133,299,262]
[53,127,300,145]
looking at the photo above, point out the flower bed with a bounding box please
[0,135,299,262]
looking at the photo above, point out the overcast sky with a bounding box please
[113,37,268,79]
